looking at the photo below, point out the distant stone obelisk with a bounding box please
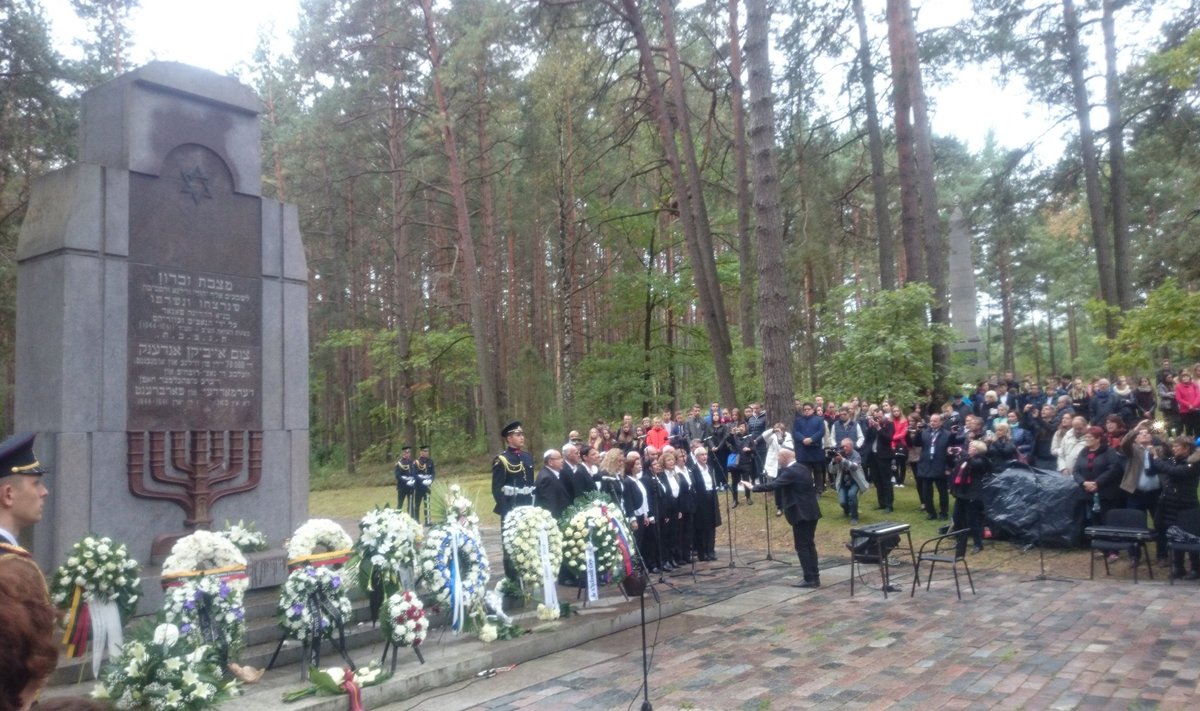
[947,204,986,369]
[15,63,309,581]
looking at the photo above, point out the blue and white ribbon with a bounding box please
[450,526,465,632]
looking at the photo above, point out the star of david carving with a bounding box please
[180,166,212,205]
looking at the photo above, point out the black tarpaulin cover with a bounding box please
[981,462,1086,548]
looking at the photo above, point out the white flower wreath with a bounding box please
[49,535,142,621]
[277,565,354,643]
[285,519,353,562]
[417,524,490,610]
[352,507,423,593]
[560,501,635,582]
[379,590,429,648]
[161,531,248,577]
[162,575,247,657]
[500,507,563,590]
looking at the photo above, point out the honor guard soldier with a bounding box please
[492,421,535,581]
[394,445,416,513]
[0,432,49,553]
[0,432,58,710]
[413,445,436,525]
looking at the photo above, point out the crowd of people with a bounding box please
[489,362,1200,588]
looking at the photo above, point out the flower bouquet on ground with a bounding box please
[559,494,639,599]
[50,535,142,671]
[220,520,269,554]
[159,531,249,665]
[92,621,240,711]
[417,522,489,636]
[350,507,423,621]
[379,590,428,671]
[281,662,388,709]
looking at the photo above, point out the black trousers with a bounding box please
[917,477,949,516]
[791,519,820,582]
[952,496,985,554]
[871,457,893,509]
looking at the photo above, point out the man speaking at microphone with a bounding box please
[747,447,823,588]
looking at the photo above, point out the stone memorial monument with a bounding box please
[947,204,986,370]
[15,62,308,586]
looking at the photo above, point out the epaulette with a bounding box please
[495,451,526,474]
[0,541,31,558]
[397,460,411,471]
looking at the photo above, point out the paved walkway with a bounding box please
[386,561,1200,711]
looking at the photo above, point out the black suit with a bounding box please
[753,461,822,582]
[564,461,596,504]
[536,466,571,519]
[915,425,958,518]
[688,457,721,560]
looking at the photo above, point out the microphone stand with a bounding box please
[745,450,791,568]
[1019,463,1074,583]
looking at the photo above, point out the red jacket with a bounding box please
[645,425,669,449]
[1177,381,1200,414]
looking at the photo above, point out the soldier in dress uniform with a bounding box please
[0,432,58,710]
[394,445,416,513]
[492,421,536,581]
[413,444,436,525]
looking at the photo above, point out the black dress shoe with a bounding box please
[926,514,938,521]
[731,501,739,509]
[939,513,949,520]
[649,566,662,574]
[794,580,820,589]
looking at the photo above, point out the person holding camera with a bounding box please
[831,438,869,524]
[867,408,895,513]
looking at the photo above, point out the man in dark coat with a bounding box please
[915,413,954,520]
[535,449,572,519]
[867,409,895,512]
[750,448,822,587]
[562,443,595,504]
[792,402,827,490]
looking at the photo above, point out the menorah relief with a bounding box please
[128,430,264,558]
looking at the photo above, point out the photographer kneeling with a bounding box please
[831,438,870,525]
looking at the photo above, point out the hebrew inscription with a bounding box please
[128,263,262,430]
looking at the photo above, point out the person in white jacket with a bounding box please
[761,423,794,516]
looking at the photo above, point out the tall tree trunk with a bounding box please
[854,0,896,291]
[886,0,926,284]
[728,0,756,353]
[419,0,500,444]
[998,234,1015,373]
[744,0,796,423]
[619,0,738,410]
[556,101,578,421]
[1102,0,1132,312]
[387,75,418,450]
[1062,0,1118,337]
[892,0,948,402]
[475,59,506,410]
[1067,301,1079,364]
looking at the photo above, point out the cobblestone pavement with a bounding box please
[385,561,1200,711]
